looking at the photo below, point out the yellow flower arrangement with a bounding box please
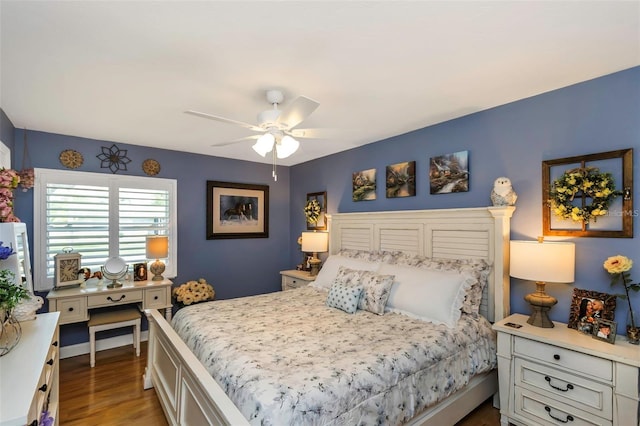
[304,199,321,224]
[172,278,215,306]
[548,167,620,223]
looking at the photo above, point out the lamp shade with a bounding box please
[146,235,169,259]
[252,133,275,157]
[301,231,328,253]
[510,240,575,283]
[276,135,300,159]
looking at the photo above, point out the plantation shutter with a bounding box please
[34,169,177,291]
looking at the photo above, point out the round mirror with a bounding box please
[101,256,128,288]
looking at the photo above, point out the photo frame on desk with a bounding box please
[134,263,147,281]
[592,318,617,344]
[207,181,269,239]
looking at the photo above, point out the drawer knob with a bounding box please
[39,383,48,392]
[107,295,126,302]
[545,376,574,392]
[553,354,560,360]
[68,307,74,312]
[154,296,159,300]
[52,341,59,347]
[47,358,54,366]
[544,406,574,423]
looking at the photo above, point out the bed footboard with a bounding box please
[143,309,249,426]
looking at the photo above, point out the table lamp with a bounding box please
[510,237,575,328]
[146,235,169,281]
[301,231,329,276]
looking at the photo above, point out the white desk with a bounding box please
[47,279,173,325]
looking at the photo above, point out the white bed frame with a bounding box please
[143,206,515,425]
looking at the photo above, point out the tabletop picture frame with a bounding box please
[592,318,617,344]
[206,181,269,239]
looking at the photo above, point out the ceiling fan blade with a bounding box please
[276,96,320,130]
[289,128,340,139]
[210,135,260,147]
[185,110,263,132]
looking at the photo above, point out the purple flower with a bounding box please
[0,242,15,260]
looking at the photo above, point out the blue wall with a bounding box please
[2,126,292,345]
[290,66,640,330]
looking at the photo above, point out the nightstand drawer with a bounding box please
[515,358,613,419]
[88,290,143,307]
[514,336,612,381]
[282,275,310,290]
[58,298,88,323]
[515,386,612,426]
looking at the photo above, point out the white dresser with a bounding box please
[0,312,60,426]
[494,314,640,426]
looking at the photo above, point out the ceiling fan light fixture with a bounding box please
[276,135,299,159]
[252,133,275,157]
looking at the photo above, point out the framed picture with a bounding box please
[592,318,617,344]
[133,262,148,281]
[542,148,633,238]
[567,288,616,332]
[206,181,269,240]
[352,168,376,201]
[305,191,327,230]
[386,161,416,198]
[429,150,469,194]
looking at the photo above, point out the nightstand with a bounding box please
[493,313,640,426]
[280,270,315,291]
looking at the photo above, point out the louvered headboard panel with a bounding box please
[327,207,515,322]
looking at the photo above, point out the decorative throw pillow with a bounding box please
[309,255,378,290]
[326,283,363,314]
[332,266,394,315]
[378,263,472,327]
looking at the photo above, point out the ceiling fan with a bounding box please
[185,89,320,163]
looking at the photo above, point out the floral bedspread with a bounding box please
[172,286,497,426]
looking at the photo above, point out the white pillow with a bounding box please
[379,263,472,327]
[310,255,379,290]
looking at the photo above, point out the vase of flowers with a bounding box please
[0,269,29,356]
[172,278,215,309]
[603,255,640,344]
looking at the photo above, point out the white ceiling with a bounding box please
[1,1,638,166]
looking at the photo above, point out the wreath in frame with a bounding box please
[304,199,321,224]
[548,166,621,224]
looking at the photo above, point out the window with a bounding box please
[34,168,177,291]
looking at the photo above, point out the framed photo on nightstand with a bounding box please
[593,319,617,344]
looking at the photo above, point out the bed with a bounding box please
[143,206,515,425]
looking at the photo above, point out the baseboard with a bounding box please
[60,330,149,359]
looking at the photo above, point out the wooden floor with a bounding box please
[59,343,501,425]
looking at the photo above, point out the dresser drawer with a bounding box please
[145,287,168,309]
[58,297,88,324]
[515,358,613,419]
[514,336,612,381]
[515,386,612,426]
[88,290,143,307]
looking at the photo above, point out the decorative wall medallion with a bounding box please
[96,144,131,174]
[59,149,84,169]
[142,159,161,176]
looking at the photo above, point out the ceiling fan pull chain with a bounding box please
[272,149,278,181]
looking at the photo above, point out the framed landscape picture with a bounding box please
[386,161,416,198]
[429,150,469,194]
[206,181,269,239]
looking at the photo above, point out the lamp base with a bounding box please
[309,256,322,277]
[524,281,557,328]
[149,259,165,281]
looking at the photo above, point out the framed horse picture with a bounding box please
[206,181,269,239]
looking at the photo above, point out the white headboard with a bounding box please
[327,206,515,323]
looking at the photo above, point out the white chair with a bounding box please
[88,308,141,368]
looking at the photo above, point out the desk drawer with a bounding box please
[145,287,168,309]
[88,290,143,307]
[58,298,88,324]
[514,336,612,381]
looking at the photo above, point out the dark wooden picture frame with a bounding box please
[133,262,148,281]
[567,288,616,332]
[306,191,327,231]
[542,148,633,238]
[206,181,269,240]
